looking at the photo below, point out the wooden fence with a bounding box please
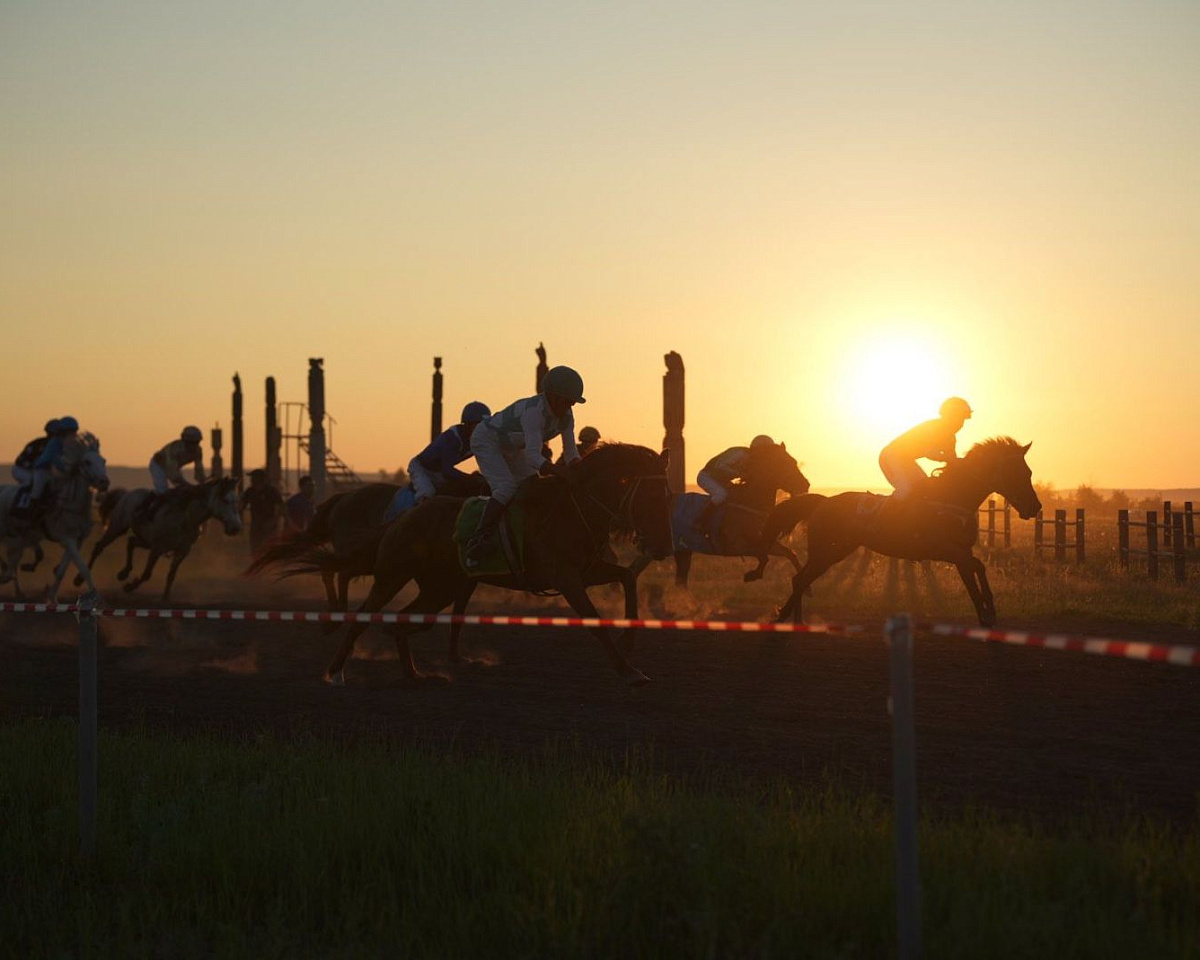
[1118,505,1189,583]
[1034,509,1086,564]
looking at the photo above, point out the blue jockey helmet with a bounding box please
[56,416,80,434]
[181,425,203,443]
[542,366,586,404]
[460,401,491,424]
[44,418,60,434]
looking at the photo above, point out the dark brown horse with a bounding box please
[631,442,810,587]
[766,437,1041,626]
[287,444,673,686]
[246,475,488,621]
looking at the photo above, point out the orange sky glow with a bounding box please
[2,2,1198,491]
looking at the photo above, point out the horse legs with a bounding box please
[779,544,855,624]
[116,535,143,582]
[52,539,96,602]
[743,541,801,583]
[674,549,693,589]
[321,571,338,611]
[586,559,642,656]
[388,584,460,683]
[447,582,479,663]
[951,552,994,627]
[21,544,44,573]
[124,547,163,594]
[161,548,191,602]
[553,569,647,685]
[325,573,412,684]
[75,527,122,587]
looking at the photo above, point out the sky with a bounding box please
[2,1,1198,490]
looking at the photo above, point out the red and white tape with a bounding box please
[2,601,1195,667]
[919,622,1200,668]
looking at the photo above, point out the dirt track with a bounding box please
[3,572,1199,822]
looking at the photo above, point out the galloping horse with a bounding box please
[632,442,810,588]
[0,432,110,599]
[79,478,242,600]
[767,437,1041,626]
[286,444,673,686]
[246,474,488,622]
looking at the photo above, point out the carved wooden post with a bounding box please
[1147,511,1159,580]
[231,373,244,487]
[1118,509,1129,568]
[535,342,548,393]
[308,358,327,501]
[431,357,444,442]
[210,425,223,479]
[265,376,281,488]
[663,351,686,495]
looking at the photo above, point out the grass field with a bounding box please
[3,720,1198,959]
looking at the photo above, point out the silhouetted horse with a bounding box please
[767,438,1041,626]
[631,442,810,587]
[246,474,488,622]
[286,444,673,686]
[81,478,242,600]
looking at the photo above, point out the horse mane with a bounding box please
[939,436,1026,480]
[573,442,662,483]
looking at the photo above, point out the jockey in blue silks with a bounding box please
[410,401,491,502]
[11,418,60,487]
[464,365,585,565]
[12,416,79,520]
[383,401,491,522]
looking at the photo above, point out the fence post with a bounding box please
[1186,502,1195,550]
[986,499,996,548]
[1003,500,1011,548]
[1054,509,1067,563]
[1118,510,1130,568]
[1147,511,1159,581]
[1076,508,1086,565]
[1173,512,1185,584]
[77,595,99,859]
[886,614,922,960]
[1034,510,1044,559]
[1164,501,1173,549]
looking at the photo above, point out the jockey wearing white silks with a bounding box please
[470,393,580,506]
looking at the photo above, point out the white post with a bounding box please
[76,594,99,859]
[887,613,922,959]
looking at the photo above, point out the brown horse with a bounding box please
[286,443,673,686]
[766,437,1041,627]
[246,474,488,622]
[632,441,810,588]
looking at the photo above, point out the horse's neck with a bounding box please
[932,469,992,511]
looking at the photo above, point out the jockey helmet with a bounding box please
[56,416,80,434]
[939,397,972,420]
[579,426,600,445]
[44,418,60,434]
[750,434,775,452]
[460,401,491,424]
[542,366,586,404]
[181,425,203,444]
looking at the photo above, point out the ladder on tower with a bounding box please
[279,402,363,491]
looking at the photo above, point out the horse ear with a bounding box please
[780,441,786,452]
[1022,442,1032,454]
[659,449,670,464]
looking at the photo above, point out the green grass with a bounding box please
[3,721,1198,958]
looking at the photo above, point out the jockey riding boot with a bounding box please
[465,498,505,566]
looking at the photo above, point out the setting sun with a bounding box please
[839,331,956,442]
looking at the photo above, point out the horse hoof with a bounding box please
[116,569,129,582]
[325,671,345,687]
[123,581,138,593]
[72,576,84,588]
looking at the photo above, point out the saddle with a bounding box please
[453,497,527,577]
[863,494,976,541]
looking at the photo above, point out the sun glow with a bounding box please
[840,331,955,442]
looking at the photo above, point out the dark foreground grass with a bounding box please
[2,721,1197,959]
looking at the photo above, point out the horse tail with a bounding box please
[307,492,344,544]
[762,493,828,543]
[245,528,325,577]
[98,488,126,526]
[270,544,372,581]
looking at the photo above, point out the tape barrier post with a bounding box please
[76,593,99,859]
[887,613,922,960]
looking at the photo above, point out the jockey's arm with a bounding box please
[32,437,64,472]
[192,454,206,483]
[520,403,552,473]
[558,410,580,466]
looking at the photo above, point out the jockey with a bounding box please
[13,417,79,520]
[150,425,207,494]
[11,418,59,486]
[559,425,600,463]
[408,401,491,503]
[698,434,776,508]
[465,365,585,564]
[878,397,972,499]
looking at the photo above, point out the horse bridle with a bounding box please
[571,473,670,544]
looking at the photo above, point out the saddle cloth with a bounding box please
[453,497,527,577]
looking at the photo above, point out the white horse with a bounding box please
[0,432,110,600]
[78,477,242,601]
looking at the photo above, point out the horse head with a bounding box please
[958,437,1041,520]
[205,477,243,535]
[572,443,674,560]
[746,442,811,497]
[62,432,110,493]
